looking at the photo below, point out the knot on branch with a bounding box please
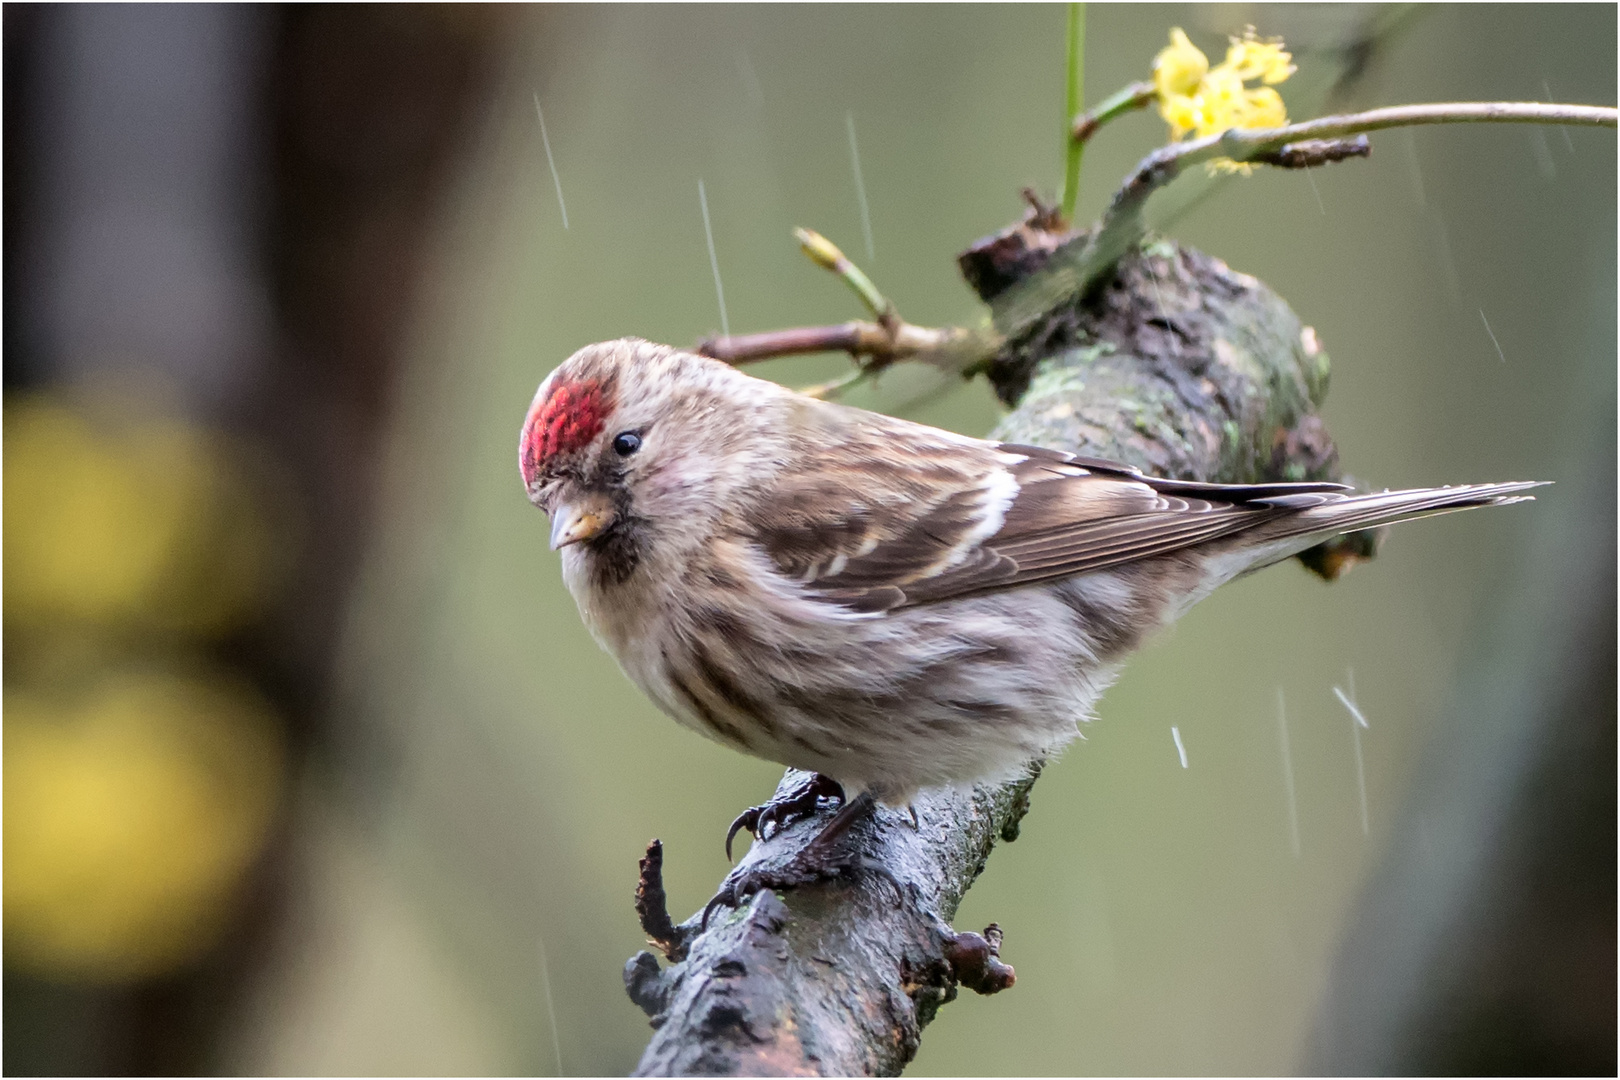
[1269,411,1339,482]
[899,920,1016,1032]
[958,205,1078,304]
[1296,525,1384,581]
[625,950,674,1024]
[943,923,1017,995]
[1250,135,1371,168]
[1265,408,1386,581]
[636,839,692,961]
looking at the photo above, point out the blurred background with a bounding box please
[2,4,1612,1075]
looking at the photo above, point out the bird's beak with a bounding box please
[549,495,615,550]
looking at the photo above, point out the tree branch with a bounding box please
[627,227,1368,1075]
[697,321,974,369]
[695,322,999,399]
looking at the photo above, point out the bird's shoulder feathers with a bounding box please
[739,426,1348,613]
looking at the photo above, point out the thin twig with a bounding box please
[1105,101,1616,241]
[995,101,1617,342]
[635,839,690,962]
[697,229,1001,398]
[797,366,872,401]
[697,321,992,374]
[700,322,884,364]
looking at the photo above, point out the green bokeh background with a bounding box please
[308,5,1614,1073]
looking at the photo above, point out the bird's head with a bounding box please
[520,338,784,574]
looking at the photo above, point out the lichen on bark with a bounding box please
[986,234,1334,478]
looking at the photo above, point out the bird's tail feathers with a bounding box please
[1202,480,1547,595]
[1267,480,1546,541]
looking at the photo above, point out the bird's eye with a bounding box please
[612,431,642,457]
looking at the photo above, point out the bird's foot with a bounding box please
[725,771,845,860]
[704,790,901,929]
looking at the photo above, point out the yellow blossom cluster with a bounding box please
[1153,27,1295,142]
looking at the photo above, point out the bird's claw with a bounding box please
[723,809,761,863]
[701,883,741,932]
[724,772,845,861]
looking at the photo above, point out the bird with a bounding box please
[519,336,1540,915]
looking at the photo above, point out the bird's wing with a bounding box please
[747,437,1350,614]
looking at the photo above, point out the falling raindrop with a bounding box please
[1276,688,1301,858]
[846,112,875,262]
[533,94,569,230]
[698,178,729,339]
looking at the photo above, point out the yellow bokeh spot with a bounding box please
[3,397,278,637]
[4,671,284,982]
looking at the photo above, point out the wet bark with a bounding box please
[625,214,1370,1076]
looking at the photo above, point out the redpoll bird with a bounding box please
[520,337,1538,910]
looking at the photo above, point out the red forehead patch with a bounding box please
[521,377,611,483]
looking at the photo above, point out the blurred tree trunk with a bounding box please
[1,7,511,1074]
[1304,293,1617,1075]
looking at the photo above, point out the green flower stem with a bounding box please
[1070,80,1158,144]
[1058,3,1086,223]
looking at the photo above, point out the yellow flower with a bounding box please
[1200,66,1248,131]
[1244,85,1287,128]
[1160,94,1203,141]
[1151,25,1294,149]
[1153,28,1208,100]
[1223,28,1295,85]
